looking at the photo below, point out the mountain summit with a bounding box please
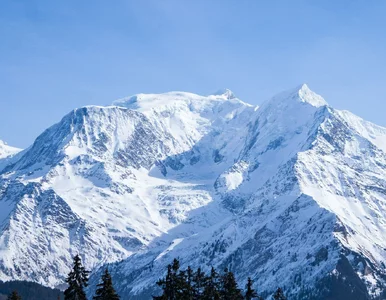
[261,83,328,110]
[211,88,237,99]
[296,83,328,106]
[0,85,385,300]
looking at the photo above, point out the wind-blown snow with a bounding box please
[0,84,386,299]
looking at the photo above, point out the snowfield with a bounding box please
[0,85,385,299]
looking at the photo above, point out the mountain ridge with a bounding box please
[0,84,386,299]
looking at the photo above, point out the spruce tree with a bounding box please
[93,268,120,300]
[171,258,181,299]
[192,267,206,298]
[245,277,262,300]
[7,291,21,300]
[154,260,267,300]
[64,254,90,300]
[154,264,172,300]
[202,267,220,300]
[220,268,243,300]
[180,266,194,300]
[273,288,286,300]
[154,259,182,300]
[176,268,186,299]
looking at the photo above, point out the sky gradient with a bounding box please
[1,0,386,148]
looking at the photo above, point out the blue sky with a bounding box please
[1,0,386,148]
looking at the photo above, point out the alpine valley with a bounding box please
[0,85,386,299]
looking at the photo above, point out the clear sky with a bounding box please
[1,0,386,148]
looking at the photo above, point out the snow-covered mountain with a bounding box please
[0,85,386,299]
[0,140,21,159]
[0,140,22,174]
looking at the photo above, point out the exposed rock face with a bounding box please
[0,86,386,299]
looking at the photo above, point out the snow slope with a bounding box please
[0,140,22,174]
[1,85,386,299]
[0,140,21,159]
[0,90,254,288]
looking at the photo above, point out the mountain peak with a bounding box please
[111,90,245,114]
[3,84,386,299]
[211,88,236,99]
[294,83,328,107]
[262,84,328,111]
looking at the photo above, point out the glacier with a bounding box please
[0,85,385,299]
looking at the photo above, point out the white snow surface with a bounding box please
[0,85,386,299]
[0,140,21,159]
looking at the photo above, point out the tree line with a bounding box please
[0,280,63,300]
[7,256,287,300]
[5,255,119,300]
[153,258,286,300]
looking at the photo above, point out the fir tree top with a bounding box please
[64,254,90,300]
[245,277,261,300]
[7,291,21,300]
[93,268,120,300]
[220,268,243,300]
[273,287,287,300]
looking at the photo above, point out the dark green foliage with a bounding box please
[220,268,243,300]
[193,267,206,298]
[273,288,286,300]
[202,267,220,300]
[0,280,63,300]
[245,277,262,300]
[93,268,120,300]
[154,258,193,300]
[154,262,177,300]
[181,266,194,300]
[153,259,265,300]
[7,291,21,300]
[64,254,90,300]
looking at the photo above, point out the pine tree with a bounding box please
[153,264,171,300]
[175,268,186,299]
[245,277,262,300]
[154,259,182,300]
[171,258,181,299]
[179,266,194,300]
[202,267,221,300]
[93,268,120,300]
[273,288,286,300]
[64,254,90,300]
[154,260,268,300]
[192,267,206,298]
[220,268,243,300]
[7,291,21,300]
